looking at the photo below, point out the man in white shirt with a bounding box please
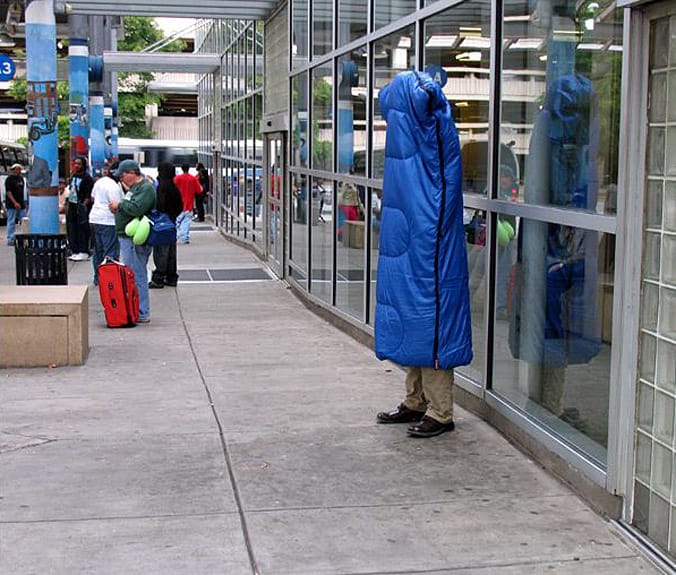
[89,162,123,286]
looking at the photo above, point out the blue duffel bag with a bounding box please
[146,210,177,247]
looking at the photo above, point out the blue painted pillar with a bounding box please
[68,16,89,170]
[25,0,59,234]
[89,90,105,178]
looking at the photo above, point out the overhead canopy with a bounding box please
[103,51,220,73]
[67,0,280,19]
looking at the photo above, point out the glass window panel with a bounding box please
[651,17,669,69]
[647,127,665,177]
[669,70,676,123]
[649,72,667,124]
[424,1,492,196]
[666,180,676,233]
[636,432,652,484]
[640,332,657,382]
[291,72,309,169]
[502,3,623,214]
[649,492,670,550]
[375,0,416,30]
[292,0,309,69]
[637,382,654,433]
[493,217,609,461]
[255,23,264,90]
[663,234,676,285]
[338,0,367,45]
[653,391,675,445]
[646,180,663,229]
[313,0,333,57]
[634,480,650,533]
[373,25,416,179]
[659,287,676,339]
[338,50,367,177]
[463,207,488,383]
[311,177,333,304]
[643,231,661,280]
[641,281,659,332]
[291,173,309,278]
[668,126,676,177]
[656,340,676,395]
[369,187,381,324]
[312,63,333,171]
[336,180,365,320]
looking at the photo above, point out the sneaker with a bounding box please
[79,253,91,260]
[68,253,80,261]
[137,317,151,324]
[376,403,426,424]
[148,281,164,289]
[407,416,455,438]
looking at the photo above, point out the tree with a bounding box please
[117,16,187,138]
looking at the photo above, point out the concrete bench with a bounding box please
[0,285,89,367]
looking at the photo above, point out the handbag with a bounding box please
[146,210,177,247]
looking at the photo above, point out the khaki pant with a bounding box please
[402,367,454,424]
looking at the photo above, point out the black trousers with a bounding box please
[195,193,205,222]
[151,242,179,285]
[66,202,90,255]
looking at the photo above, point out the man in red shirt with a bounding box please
[174,163,202,244]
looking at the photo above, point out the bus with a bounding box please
[117,138,199,178]
[0,139,28,226]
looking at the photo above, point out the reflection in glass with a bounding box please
[291,73,309,170]
[312,64,333,172]
[494,218,609,461]
[374,0,416,30]
[368,187,381,324]
[424,2,492,195]
[373,26,415,179]
[338,50,367,177]
[313,0,332,57]
[290,72,309,280]
[311,177,333,304]
[338,0,367,45]
[337,180,365,320]
[291,0,308,69]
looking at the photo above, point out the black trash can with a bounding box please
[14,233,68,286]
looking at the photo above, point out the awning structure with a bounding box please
[67,0,280,19]
[103,51,220,73]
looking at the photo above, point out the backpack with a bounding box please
[146,210,177,247]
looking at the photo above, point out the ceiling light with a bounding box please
[459,37,490,49]
[425,35,458,48]
[509,38,543,50]
[398,36,411,49]
[577,43,604,50]
[456,51,482,62]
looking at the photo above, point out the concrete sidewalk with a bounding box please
[0,224,663,574]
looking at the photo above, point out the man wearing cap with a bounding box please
[109,160,156,324]
[5,163,26,246]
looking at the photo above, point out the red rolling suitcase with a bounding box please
[98,258,139,327]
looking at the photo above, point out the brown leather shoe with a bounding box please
[407,416,455,438]
[377,403,426,424]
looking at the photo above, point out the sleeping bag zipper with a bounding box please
[433,116,447,369]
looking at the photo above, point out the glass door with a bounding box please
[265,133,286,277]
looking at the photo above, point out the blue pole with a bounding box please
[68,17,89,171]
[25,0,59,234]
[89,90,105,178]
[104,105,112,161]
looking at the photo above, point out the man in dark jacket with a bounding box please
[66,156,94,260]
[150,162,183,288]
[4,163,26,246]
[109,159,157,323]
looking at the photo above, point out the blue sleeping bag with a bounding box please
[375,71,472,369]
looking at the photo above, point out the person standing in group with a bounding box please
[89,162,123,286]
[4,163,26,246]
[374,71,472,438]
[149,162,183,289]
[195,162,209,222]
[66,156,94,261]
[108,160,156,324]
[174,163,201,244]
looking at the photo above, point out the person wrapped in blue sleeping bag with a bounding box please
[375,70,472,370]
